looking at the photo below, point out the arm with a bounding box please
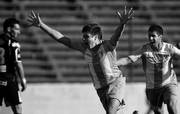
[172,44,180,56]
[117,47,143,66]
[116,57,133,66]
[14,43,26,92]
[28,11,83,51]
[110,6,134,46]
[15,61,26,92]
[28,11,64,41]
[116,55,141,66]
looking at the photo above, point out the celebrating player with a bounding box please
[28,6,133,114]
[117,24,179,114]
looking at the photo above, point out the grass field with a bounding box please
[1,83,179,114]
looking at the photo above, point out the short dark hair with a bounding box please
[82,23,102,39]
[3,18,20,32]
[148,24,163,35]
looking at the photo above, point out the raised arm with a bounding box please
[110,6,134,46]
[28,11,84,51]
[28,11,64,41]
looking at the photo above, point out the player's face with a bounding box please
[9,24,21,38]
[82,32,98,48]
[148,31,162,45]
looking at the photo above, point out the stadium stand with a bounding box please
[0,0,180,82]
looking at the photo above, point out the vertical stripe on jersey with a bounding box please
[153,63,163,85]
[88,63,101,88]
[91,46,108,87]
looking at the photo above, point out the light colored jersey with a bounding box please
[129,42,178,89]
[58,37,122,89]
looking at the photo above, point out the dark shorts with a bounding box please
[0,73,22,106]
[145,84,178,109]
[96,77,126,110]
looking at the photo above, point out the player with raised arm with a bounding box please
[28,6,134,114]
[117,24,179,114]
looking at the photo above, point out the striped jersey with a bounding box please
[129,42,178,89]
[83,41,122,89]
[59,37,123,89]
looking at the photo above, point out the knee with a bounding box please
[152,107,164,114]
[166,97,178,114]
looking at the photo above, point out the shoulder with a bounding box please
[163,42,175,50]
[12,41,20,48]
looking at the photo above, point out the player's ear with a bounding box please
[7,27,11,32]
[94,34,99,40]
[159,34,163,39]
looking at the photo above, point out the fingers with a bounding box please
[128,8,134,19]
[124,6,127,15]
[117,11,122,18]
[31,10,37,18]
[128,7,134,16]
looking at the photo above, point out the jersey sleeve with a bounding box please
[57,36,85,52]
[128,46,144,63]
[169,43,180,56]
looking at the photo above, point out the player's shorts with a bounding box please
[96,76,126,111]
[0,74,22,107]
[145,83,178,109]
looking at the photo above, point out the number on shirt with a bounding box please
[0,48,5,64]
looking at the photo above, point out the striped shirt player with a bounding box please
[28,7,134,114]
[128,42,178,89]
[117,24,179,114]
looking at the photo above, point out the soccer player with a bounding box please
[28,6,134,114]
[116,24,179,114]
[0,18,27,114]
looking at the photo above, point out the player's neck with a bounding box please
[151,42,163,51]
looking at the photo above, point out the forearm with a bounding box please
[40,22,64,41]
[116,57,132,66]
[16,62,26,82]
[110,23,125,46]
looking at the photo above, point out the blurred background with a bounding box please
[0,0,180,114]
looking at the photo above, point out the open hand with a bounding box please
[28,10,42,27]
[117,6,134,24]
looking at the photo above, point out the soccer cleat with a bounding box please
[118,99,126,110]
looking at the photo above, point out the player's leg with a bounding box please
[145,88,164,114]
[5,81,23,114]
[107,98,120,114]
[164,84,178,114]
[107,77,126,114]
[11,104,22,114]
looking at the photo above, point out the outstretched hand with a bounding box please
[28,11,42,27]
[117,6,134,24]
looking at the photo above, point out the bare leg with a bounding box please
[107,98,120,114]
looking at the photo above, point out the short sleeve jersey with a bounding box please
[129,42,178,89]
[0,34,21,79]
